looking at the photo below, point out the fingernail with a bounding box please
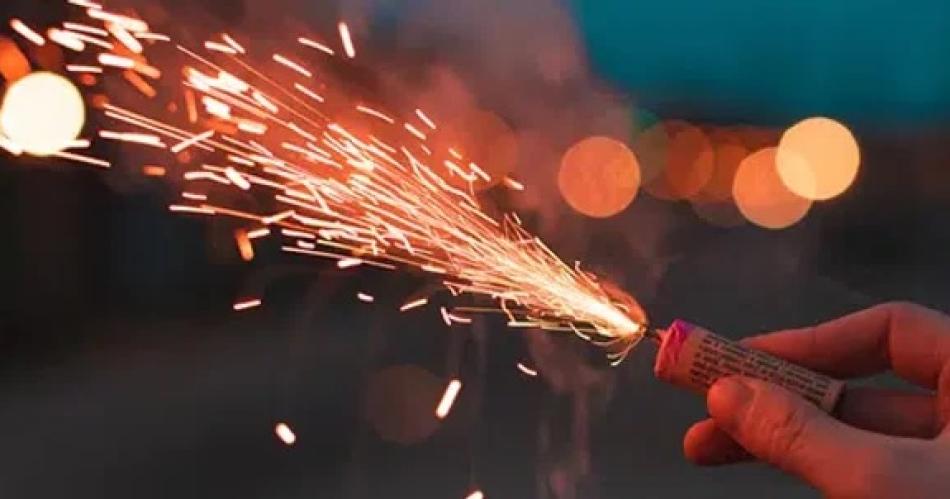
[708,376,752,419]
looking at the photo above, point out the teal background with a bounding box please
[571,1,950,126]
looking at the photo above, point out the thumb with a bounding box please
[708,376,891,492]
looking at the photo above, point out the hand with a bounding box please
[683,302,950,499]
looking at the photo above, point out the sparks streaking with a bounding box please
[0,1,648,363]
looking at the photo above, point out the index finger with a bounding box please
[742,302,950,388]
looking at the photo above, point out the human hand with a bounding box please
[683,302,950,499]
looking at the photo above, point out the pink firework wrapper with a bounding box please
[654,320,844,413]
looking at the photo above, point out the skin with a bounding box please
[683,302,950,499]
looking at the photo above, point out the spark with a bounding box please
[435,379,462,419]
[169,204,214,215]
[294,83,325,103]
[87,9,149,33]
[399,297,428,312]
[98,53,134,69]
[272,54,312,78]
[224,167,251,190]
[298,37,335,56]
[141,165,166,176]
[465,491,484,499]
[516,363,538,377]
[8,5,647,364]
[62,22,108,37]
[135,32,170,42]
[503,176,524,191]
[357,292,375,303]
[274,423,296,445]
[52,151,110,168]
[415,109,437,130]
[67,139,91,150]
[337,257,362,269]
[233,298,262,311]
[100,130,165,147]
[67,65,103,73]
[170,129,214,154]
[404,123,427,141]
[234,229,255,261]
[205,41,236,55]
[356,105,395,124]
[107,23,143,53]
[247,228,271,239]
[221,34,245,54]
[48,28,85,51]
[10,19,45,46]
[338,22,356,59]
[67,0,103,8]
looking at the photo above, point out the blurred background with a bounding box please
[2,0,950,498]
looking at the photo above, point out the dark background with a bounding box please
[3,1,950,498]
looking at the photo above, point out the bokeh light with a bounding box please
[695,136,748,202]
[733,147,812,229]
[558,136,640,218]
[1,72,85,156]
[0,36,30,82]
[631,120,669,185]
[644,120,714,201]
[777,117,860,201]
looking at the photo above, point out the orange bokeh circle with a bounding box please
[558,136,641,218]
[777,117,860,201]
[733,147,812,229]
[643,120,714,201]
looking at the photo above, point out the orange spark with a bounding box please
[142,165,166,176]
[234,229,255,261]
[465,491,484,499]
[357,292,374,303]
[435,379,462,419]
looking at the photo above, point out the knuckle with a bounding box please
[877,300,922,319]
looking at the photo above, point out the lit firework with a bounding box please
[1,1,647,363]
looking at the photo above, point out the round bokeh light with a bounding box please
[1,72,85,156]
[733,147,812,230]
[776,117,860,201]
[558,136,640,218]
